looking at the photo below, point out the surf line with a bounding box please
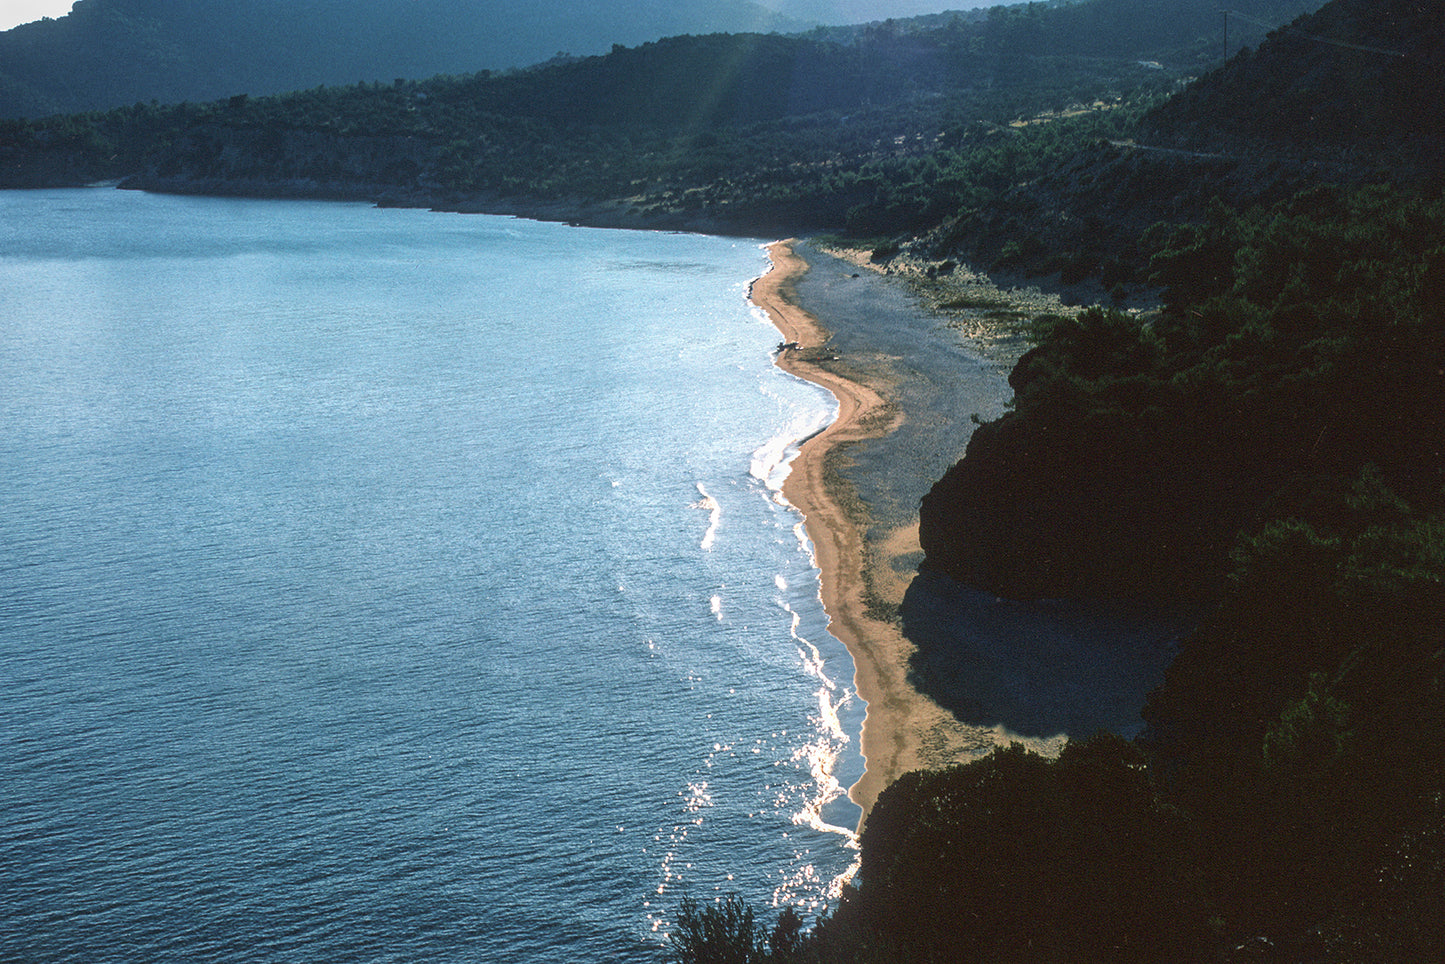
[748,238,913,822]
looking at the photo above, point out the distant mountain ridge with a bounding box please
[0,0,1337,228]
[0,0,1317,121]
[0,0,803,118]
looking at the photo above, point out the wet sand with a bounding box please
[750,241,1057,820]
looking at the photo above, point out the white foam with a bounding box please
[788,699,860,847]
[749,392,834,495]
[692,482,721,551]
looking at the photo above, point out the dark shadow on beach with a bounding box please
[901,570,1196,740]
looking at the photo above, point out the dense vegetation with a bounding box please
[0,29,1176,237]
[1144,0,1445,170]
[919,185,1445,600]
[0,0,1311,244]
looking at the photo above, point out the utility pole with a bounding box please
[1222,9,1229,61]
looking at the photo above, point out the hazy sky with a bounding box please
[764,1,995,22]
[0,1,73,31]
[0,1,1001,33]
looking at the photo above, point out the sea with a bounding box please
[0,189,864,962]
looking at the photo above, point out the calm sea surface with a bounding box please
[0,189,862,962]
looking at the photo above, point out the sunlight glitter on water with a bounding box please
[0,191,865,963]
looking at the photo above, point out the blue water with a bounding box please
[0,189,863,962]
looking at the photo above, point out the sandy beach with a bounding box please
[751,241,1035,820]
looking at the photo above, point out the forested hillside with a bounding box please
[0,0,1317,243]
[0,0,798,118]
[884,3,1442,958]
[918,0,1445,603]
[0,0,1306,122]
[1144,0,1445,167]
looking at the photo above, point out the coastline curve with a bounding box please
[749,240,1021,823]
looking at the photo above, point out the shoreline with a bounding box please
[750,240,1022,822]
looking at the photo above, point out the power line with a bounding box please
[1222,8,1408,58]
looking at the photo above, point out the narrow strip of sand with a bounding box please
[751,240,1000,822]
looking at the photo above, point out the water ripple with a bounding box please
[0,191,859,963]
